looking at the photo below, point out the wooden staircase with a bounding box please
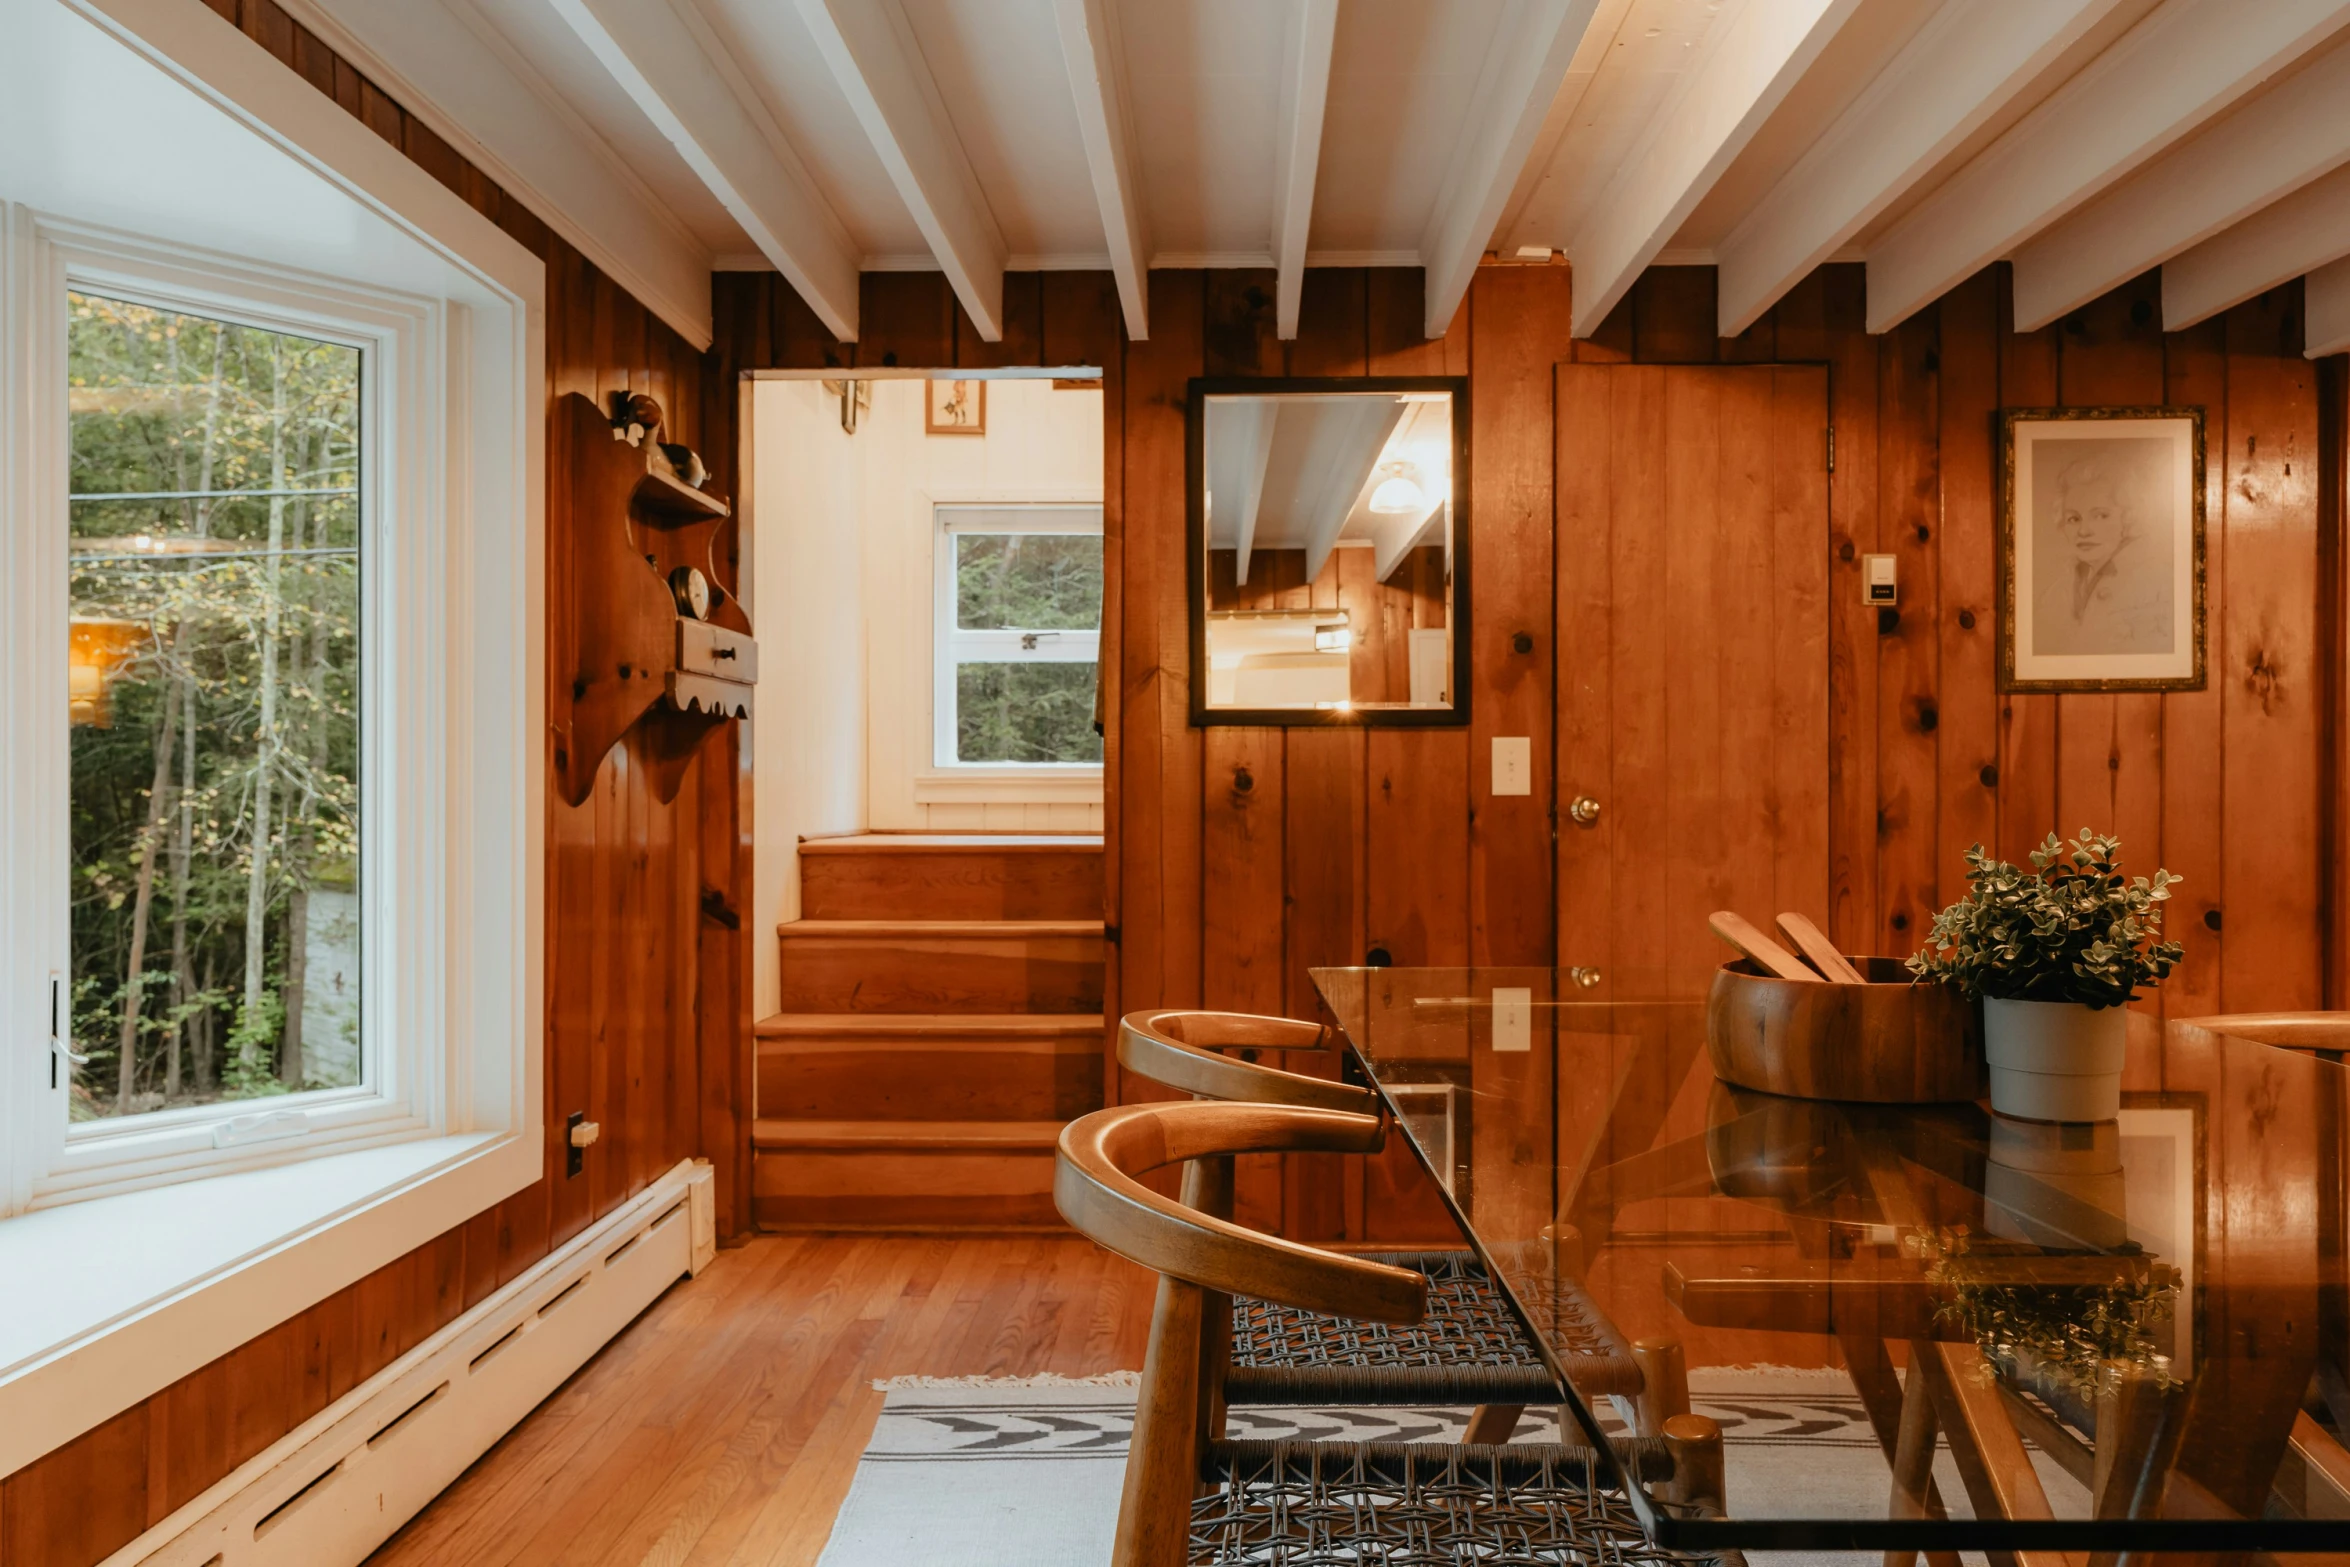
[754,834,1105,1229]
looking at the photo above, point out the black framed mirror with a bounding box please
[1187,376,1469,727]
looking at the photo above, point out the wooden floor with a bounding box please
[368,1234,1154,1566]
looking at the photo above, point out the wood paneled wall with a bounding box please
[0,7,748,1562]
[709,260,2347,1252]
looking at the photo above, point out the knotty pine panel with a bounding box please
[2,6,748,1561]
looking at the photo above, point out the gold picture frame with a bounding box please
[1997,405,2205,692]
[925,377,986,435]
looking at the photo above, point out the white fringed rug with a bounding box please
[810,1368,2083,1567]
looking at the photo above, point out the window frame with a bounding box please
[2,211,529,1210]
[930,502,1105,771]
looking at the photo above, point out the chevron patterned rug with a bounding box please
[811,1367,2083,1566]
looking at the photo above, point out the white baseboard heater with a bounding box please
[106,1159,717,1567]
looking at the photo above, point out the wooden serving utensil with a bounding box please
[1707,911,1822,982]
[1774,912,1867,985]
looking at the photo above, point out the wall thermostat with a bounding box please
[1861,553,1897,606]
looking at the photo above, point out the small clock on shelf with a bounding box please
[555,390,757,807]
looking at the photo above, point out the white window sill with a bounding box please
[0,1128,533,1477]
[913,765,1104,805]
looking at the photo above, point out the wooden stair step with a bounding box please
[751,1118,1067,1231]
[775,920,1105,1014]
[754,1014,1105,1121]
[799,833,1102,921]
[754,1119,1066,1151]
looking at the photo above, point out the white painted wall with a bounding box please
[747,380,868,1021]
[856,378,1104,831]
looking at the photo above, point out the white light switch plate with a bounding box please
[1491,736,1530,796]
[1491,987,1532,1052]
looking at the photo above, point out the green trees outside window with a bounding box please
[67,292,362,1120]
[947,528,1102,765]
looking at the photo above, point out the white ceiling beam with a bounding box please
[1051,0,1148,339]
[1419,0,1605,339]
[2013,37,2350,329]
[1271,0,1339,340]
[797,0,1007,342]
[1568,0,1864,339]
[2163,162,2350,328]
[2306,254,2350,357]
[280,0,720,350]
[1864,0,2350,334]
[547,0,859,340]
[1715,0,2124,339]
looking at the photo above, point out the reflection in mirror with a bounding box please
[1196,384,1461,720]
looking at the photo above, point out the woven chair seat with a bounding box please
[1226,1251,1639,1406]
[1191,1439,1734,1566]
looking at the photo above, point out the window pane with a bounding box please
[955,662,1103,764]
[67,292,362,1121]
[955,532,1101,631]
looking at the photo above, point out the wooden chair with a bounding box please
[1121,1009,1676,1443]
[2170,1010,2350,1062]
[1056,1099,1730,1567]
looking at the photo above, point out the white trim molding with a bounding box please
[271,0,717,351]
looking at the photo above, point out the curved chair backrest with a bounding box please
[2171,1011,2350,1059]
[1119,1010,1376,1114]
[1055,1101,1423,1324]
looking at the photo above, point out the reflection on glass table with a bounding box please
[1312,965,2350,1552]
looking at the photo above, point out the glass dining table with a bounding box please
[1311,964,2350,1554]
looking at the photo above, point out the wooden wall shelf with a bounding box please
[556,391,755,807]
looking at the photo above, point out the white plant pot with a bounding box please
[1983,998,2129,1122]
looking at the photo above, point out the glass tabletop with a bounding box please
[1312,964,2350,1552]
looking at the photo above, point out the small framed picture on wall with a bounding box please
[1998,406,2205,691]
[926,377,986,435]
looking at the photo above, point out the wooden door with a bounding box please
[1555,364,1832,985]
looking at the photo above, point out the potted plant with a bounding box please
[1907,831,2182,1122]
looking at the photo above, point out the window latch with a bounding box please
[213,1108,311,1149]
[49,973,88,1074]
[1019,631,1061,651]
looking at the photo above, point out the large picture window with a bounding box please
[67,293,364,1123]
[933,505,1103,767]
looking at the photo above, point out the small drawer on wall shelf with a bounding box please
[678,619,758,682]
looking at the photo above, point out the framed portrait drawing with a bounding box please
[1998,407,2205,691]
[925,377,986,435]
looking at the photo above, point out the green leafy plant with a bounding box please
[1906,830,2182,1008]
[1920,1229,2177,1404]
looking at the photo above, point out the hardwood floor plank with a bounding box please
[369,1235,1150,1566]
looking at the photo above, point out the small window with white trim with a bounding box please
[933,505,1103,767]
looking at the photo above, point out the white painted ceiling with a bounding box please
[290,0,2350,357]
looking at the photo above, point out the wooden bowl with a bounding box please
[1705,956,1983,1103]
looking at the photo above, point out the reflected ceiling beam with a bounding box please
[1272,0,1339,340]
[1299,401,1408,583]
[1420,0,1604,339]
[2164,163,2350,328]
[2307,255,2350,357]
[1568,0,1863,339]
[798,0,1007,341]
[1715,0,2124,339]
[1051,0,1149,339]
[548,0,859,342]
[2013,38,2350,328]
[1234,407,1277,586]
[1864,0,2350,333]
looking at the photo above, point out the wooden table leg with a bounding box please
[1464,1404,1524,1444]
[1846,1332,1962,1567]
[1914,1339,2086,1567]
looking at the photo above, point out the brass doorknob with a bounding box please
[1568,795,1601,826]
